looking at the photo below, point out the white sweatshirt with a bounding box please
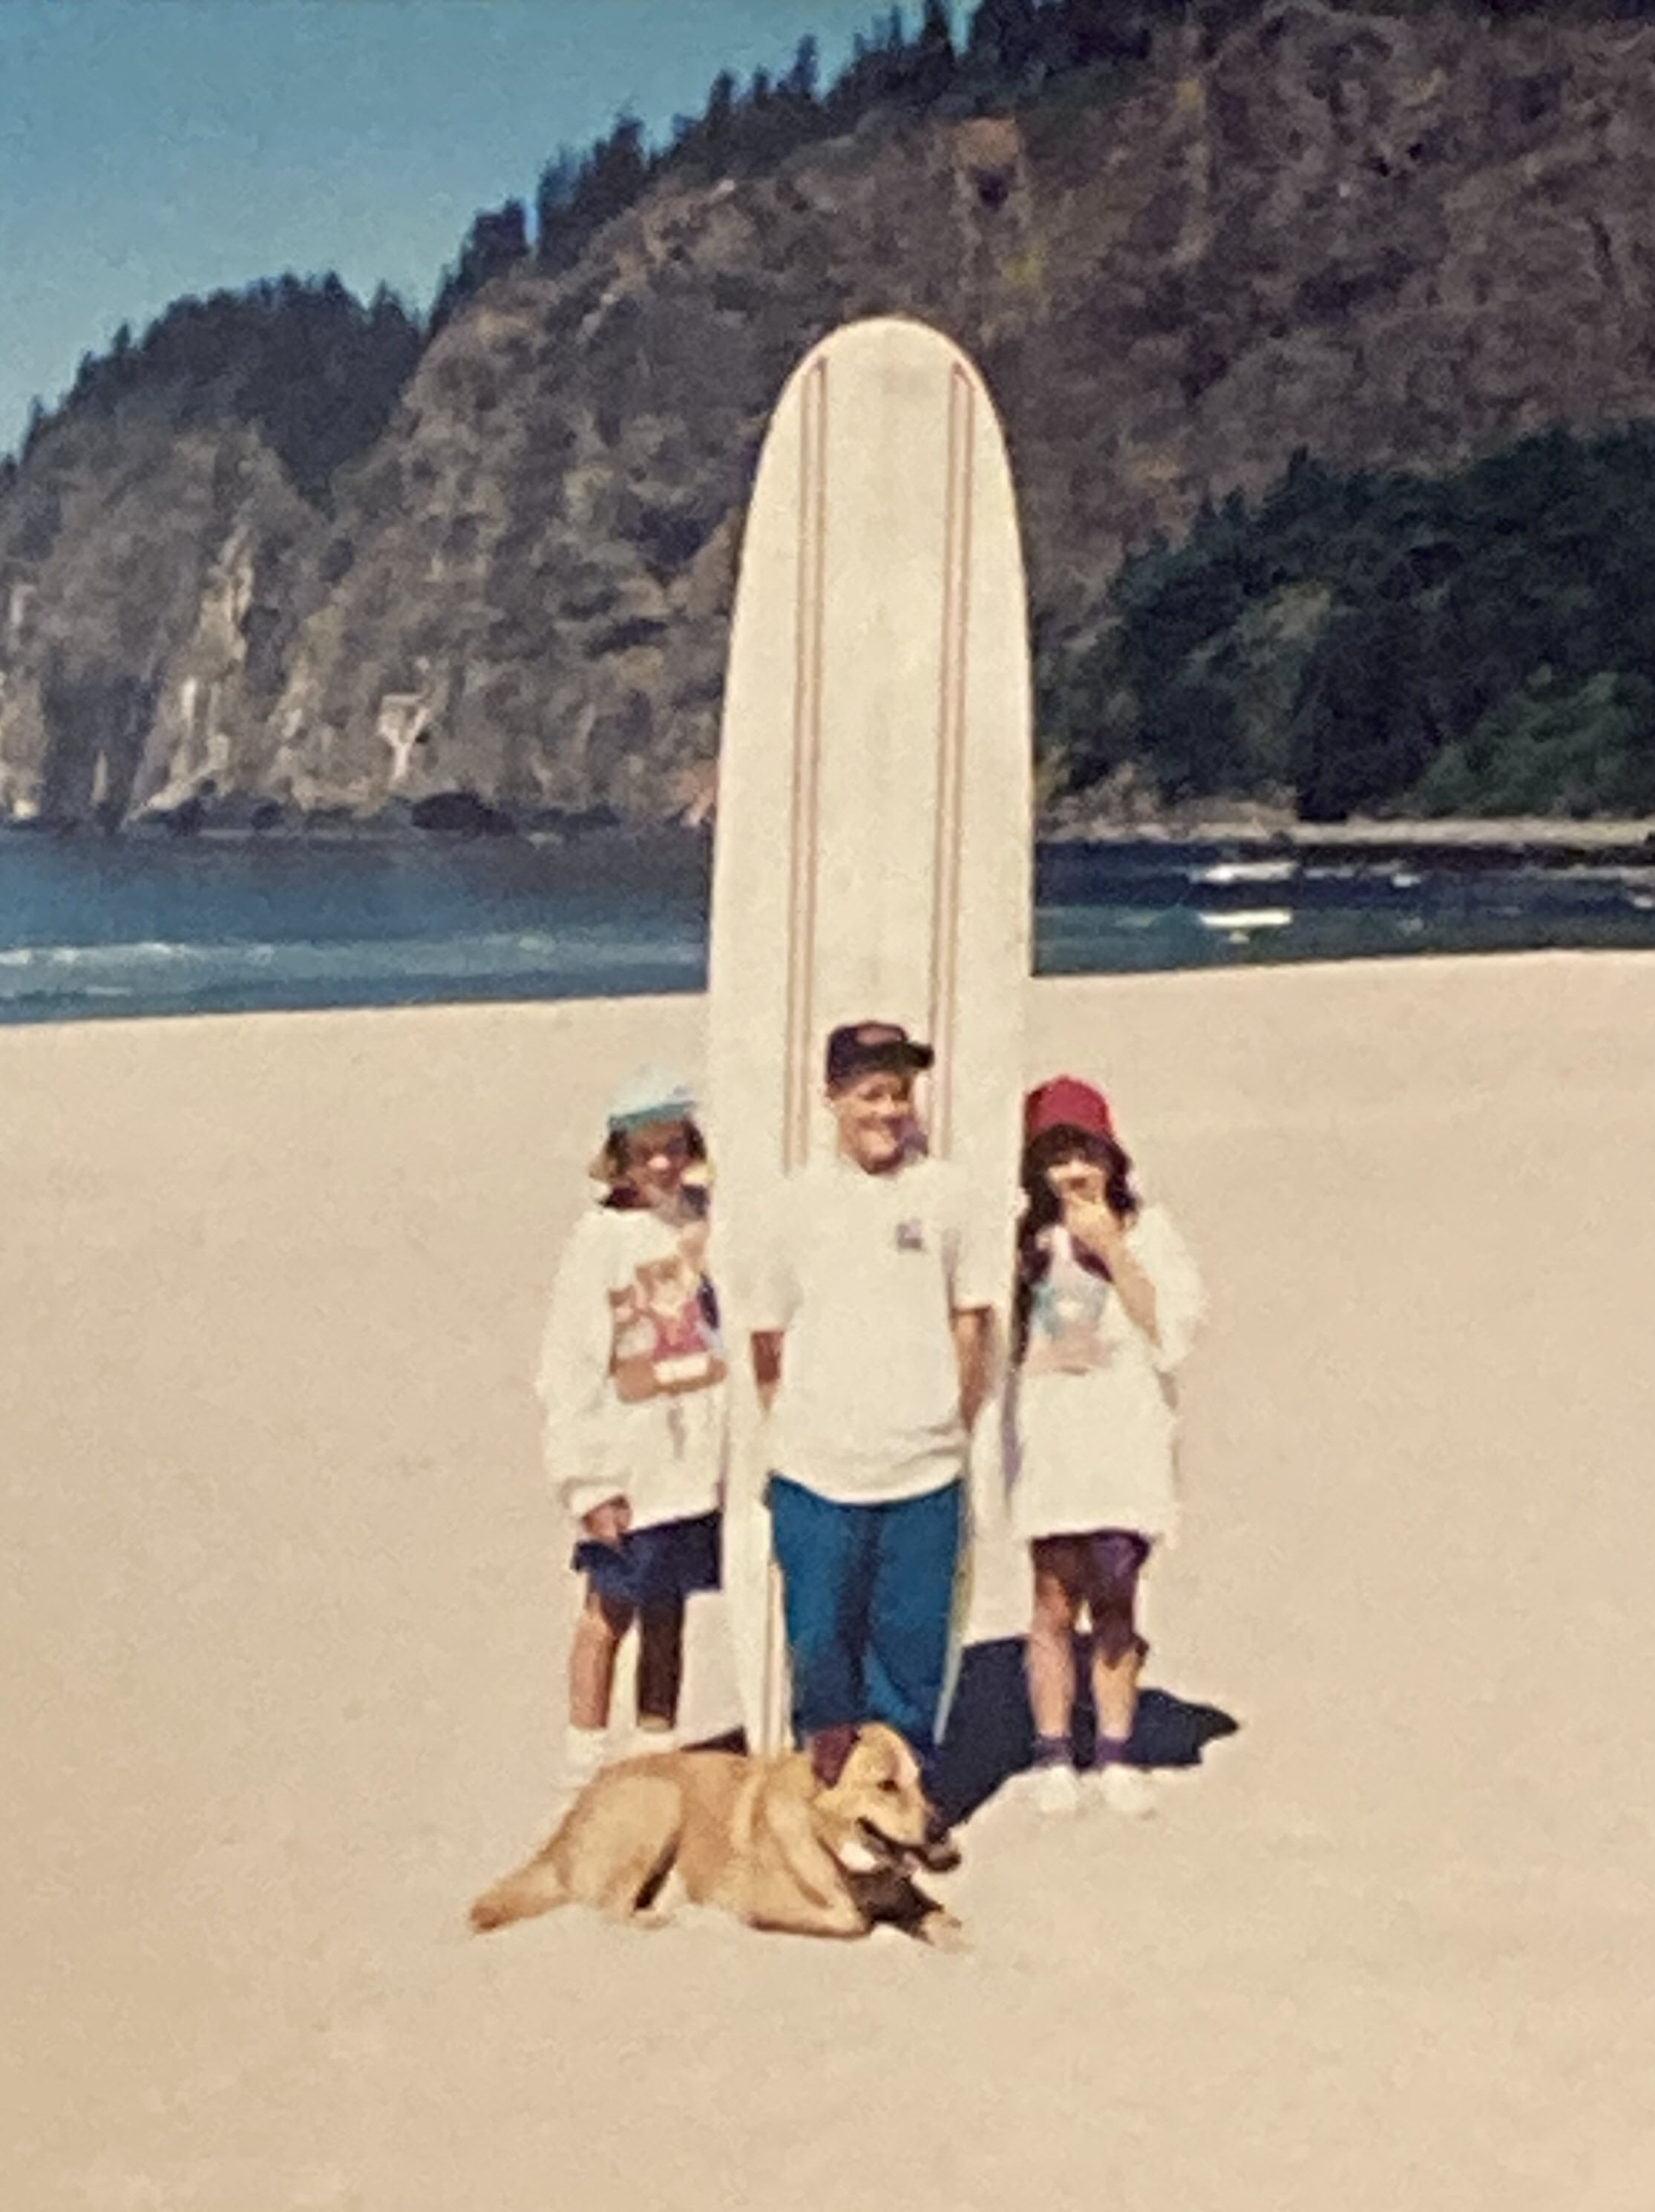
[1008,1204,1206,1547]
[534,1205,727,1532]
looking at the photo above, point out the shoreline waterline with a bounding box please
[2,831,1653,1028]
[6,808,1655,853]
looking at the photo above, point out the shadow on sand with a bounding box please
[704,1636,1240,1830]
[928,1636,1242,1828]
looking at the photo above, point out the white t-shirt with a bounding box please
[750,1152,1004,1506]
[1009,1204,1205,1546]
[535,1205,727,1531]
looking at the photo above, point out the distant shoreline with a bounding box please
[1044,814,1655,868]
[4,808,1654,869]
[1038,804,1655,858]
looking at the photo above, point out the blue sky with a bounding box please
[0,0,934,457]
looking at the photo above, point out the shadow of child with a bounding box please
[927,1635,1241,1827]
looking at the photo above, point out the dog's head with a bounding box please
[808,1723,960,1876]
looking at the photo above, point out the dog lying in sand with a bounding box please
[470,1721,965,1947]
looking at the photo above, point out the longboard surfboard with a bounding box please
[705,315,1034,1755]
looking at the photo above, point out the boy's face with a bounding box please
[828,1070,916,1174]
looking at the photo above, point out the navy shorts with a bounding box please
[573,1510,721,1611]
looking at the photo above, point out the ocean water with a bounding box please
[1,831,1652,1027]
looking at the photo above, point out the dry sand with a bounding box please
[4,953,1654,2212]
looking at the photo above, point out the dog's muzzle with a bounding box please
[858,1810,961,1875]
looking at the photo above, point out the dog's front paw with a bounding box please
[917,1908,969,1954]
[626,1908,675,1932]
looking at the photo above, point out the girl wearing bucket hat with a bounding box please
[1008,1076,1206,1819]
[534,1066,726,1802]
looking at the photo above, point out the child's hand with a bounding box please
[678,1216,710,1272]
[581,1496,632,1547]
[1048,1158,1104,1206]
[1067,1198,1126,1262]
[1051,1162,1126,1259]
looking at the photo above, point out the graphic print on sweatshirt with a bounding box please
[608,1241,726,1403]
[1022,1225,1117,1378]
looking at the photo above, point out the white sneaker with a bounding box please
[1032,1762,1084,1817]
[1092,1762,1156,1819]
[556,1724,611,1807]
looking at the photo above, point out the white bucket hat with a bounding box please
[605,1065,697,1133]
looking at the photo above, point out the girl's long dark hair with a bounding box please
[1012,1125,1139,1364]
[596,1118,709,1209]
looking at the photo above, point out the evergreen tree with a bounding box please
[430,200,529,333]
[576,114,649,229]
[534,146,583,269]
[966,0,1044,80]
[909,0,960,103]
[784,34,821,104]
[691,68,741,174]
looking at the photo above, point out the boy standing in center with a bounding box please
[749,1021,1000,1775]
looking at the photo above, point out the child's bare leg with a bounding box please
[1085,1534,1156,1815]
[1026,1539,1084,1745]
[1085,1532,1150,1759]
[569,1587,634,1730]
[1089,1640,1153,1815]
[1091,1641,1143,1750]
[635,1600,686,1731]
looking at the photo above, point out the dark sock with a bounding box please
[1094,1733,1131,1770]
[1033,1733,1073,1770]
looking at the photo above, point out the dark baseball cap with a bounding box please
[824,1021,935,1089]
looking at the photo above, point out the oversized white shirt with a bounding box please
[749,1152,1004,1507]
[534,1205,727,1531]
[1008,1203,1206,1546]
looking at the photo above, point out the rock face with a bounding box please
[3,3,1654,829]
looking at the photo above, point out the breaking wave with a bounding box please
[0,927,706,1023]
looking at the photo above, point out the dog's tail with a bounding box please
[469,1845,568,1934]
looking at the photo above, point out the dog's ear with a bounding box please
[808,1723,862,1790]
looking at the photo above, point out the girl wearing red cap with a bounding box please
[1009,1076,1206,1817]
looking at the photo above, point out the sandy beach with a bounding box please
[4,953,1654,2212]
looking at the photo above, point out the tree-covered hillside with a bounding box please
[1044,427,1655,819]
[7,0,1655,830]
[12,278,422,506]
[19,0,1655,499]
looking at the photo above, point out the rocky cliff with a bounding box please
[4,1,1654,831]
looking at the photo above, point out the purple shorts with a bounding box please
[1030,1528,1151,1665]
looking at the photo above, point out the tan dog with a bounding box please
[470,1722,964,1947]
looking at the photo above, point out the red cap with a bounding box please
[1023,1076,1115,1145]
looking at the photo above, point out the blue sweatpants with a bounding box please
[767,1473,964,1764]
